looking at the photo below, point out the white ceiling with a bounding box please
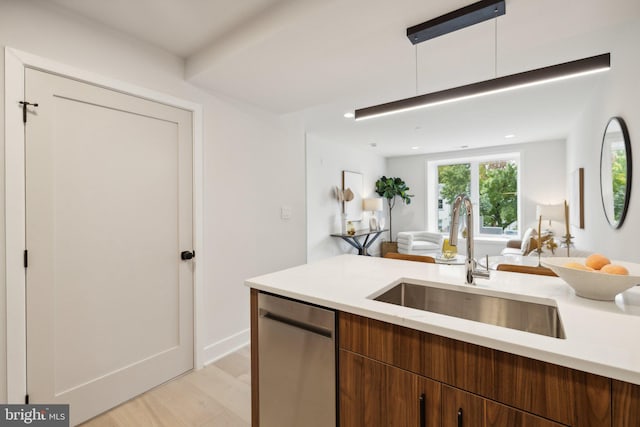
[42,0,640,156]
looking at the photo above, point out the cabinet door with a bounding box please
[442,385,567,427]
[442,385,484,427]
[485,400,567,427]
[613,380,640,426]
[340,350,440,427]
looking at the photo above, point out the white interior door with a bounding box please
[25,68,194,425]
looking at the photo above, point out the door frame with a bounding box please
[4,47,205,403]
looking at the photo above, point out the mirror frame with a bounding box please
[600,116,632,229]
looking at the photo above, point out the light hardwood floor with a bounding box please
[81,346,251,427]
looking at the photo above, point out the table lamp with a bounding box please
[536,202,570,256]
[535,203,565,228]
[363,198,383,231]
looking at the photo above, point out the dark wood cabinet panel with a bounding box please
[363,354,386,427]
[370,318,423,375]
[339,350,440,427]
[417,376,442,427]
[339,349,388,427]
[490,348,610,426]
[340,313,424,375]
[443,385,567,427]
[339,311,369,355]
[339,348,365,427]
[428,335,496,395]
[485,399,566,427]
[338,312,612,427]
[613,380,640,426]
[441,385,484,427]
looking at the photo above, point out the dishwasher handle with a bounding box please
[260,309,333,339]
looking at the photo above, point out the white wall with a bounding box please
[566,20,640,261]
[0,0,306,402]
[306,134,386,261]
[386,140,567,257]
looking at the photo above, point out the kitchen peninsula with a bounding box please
[247,255,640,426]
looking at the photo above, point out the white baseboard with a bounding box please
[203,329,250,366]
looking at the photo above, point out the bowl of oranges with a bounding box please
[542,254,640,300]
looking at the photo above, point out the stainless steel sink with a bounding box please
[372,281,565,339]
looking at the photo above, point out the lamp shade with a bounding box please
[536,203,565,222]
[363,198,383,212]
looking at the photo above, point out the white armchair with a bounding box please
[397,231,443,255]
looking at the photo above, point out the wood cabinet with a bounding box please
[340,349,440,427]
[251,290,640,427]
[442,385,565,427]
[613,380,640,426]
[339,312,613,427]
[441,385,483,427]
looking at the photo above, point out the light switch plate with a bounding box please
[281,206,292,220]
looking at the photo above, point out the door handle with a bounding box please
[419,393,426,427]
[260,310,333,338]
[181,250,195,260]
[457,408,463,427]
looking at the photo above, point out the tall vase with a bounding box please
[341,212,347,235]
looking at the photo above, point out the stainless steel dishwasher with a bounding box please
[258,292,336,427]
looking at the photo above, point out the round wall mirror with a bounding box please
[600,117,632,229]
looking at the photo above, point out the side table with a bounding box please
[330,229,388,256]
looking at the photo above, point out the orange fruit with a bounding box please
[600,264,629,275]
[563,262,594,271]
[585,254,611,270]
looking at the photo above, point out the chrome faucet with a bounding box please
[449,194,490,285]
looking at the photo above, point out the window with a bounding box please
[429,154,520,237]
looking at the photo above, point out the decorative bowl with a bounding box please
[541,257,640,301]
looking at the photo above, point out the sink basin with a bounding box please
[372,281,565,339]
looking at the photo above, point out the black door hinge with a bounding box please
[25,394,29,404]
[19,101,39,124]
[24,250,28,268]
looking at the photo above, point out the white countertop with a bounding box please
[245,254,640,385]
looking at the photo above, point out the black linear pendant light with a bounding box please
[354,1,611,121]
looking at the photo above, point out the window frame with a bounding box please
[427,152,521,238]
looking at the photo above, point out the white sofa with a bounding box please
[397,231,443,255]
[501,227,537,256]
[501,227,592,258]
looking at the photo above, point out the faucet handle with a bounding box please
[472,268,491,279]
[472,258,491,279]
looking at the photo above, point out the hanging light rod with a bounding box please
[354,53,610,121]
[407,0,505,44]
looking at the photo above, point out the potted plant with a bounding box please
[375,176,414,255]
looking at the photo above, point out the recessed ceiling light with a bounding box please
[411,146,420,150]
[505,134,516,139]
[369,142,377,148]
[460,145,469,149]
[343,112,355,118]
